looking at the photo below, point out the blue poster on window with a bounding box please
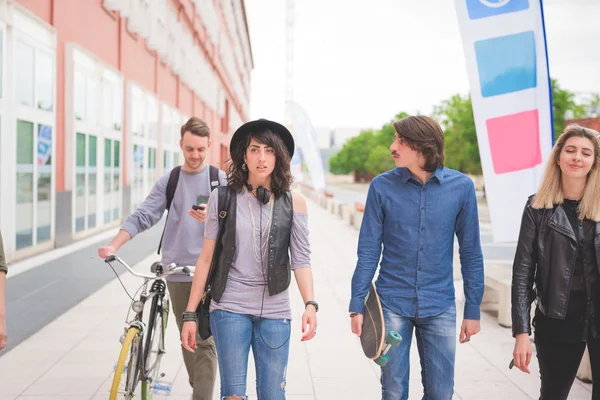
[37,125,52,165]
[133,145,145,168]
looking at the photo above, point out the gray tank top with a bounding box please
[204,187,311,320]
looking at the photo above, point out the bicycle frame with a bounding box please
[105,255,192,398]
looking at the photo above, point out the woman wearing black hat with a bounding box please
[181,119,317,400]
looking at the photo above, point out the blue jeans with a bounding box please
[210,310,291,400]
[381,304,456,400]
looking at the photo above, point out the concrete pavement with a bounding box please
[0,194,593,399]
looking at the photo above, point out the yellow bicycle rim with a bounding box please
[109,327,140,400]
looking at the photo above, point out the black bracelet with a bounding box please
[305,300,319,312]
[182,311,198,322]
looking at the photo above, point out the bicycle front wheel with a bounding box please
[142,295,170,399]
[109,327,142,400]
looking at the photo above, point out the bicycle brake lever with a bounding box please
[105,255,116,263]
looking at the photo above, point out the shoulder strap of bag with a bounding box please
[157,166,182,255]
[209,165,220,192]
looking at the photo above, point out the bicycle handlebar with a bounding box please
[104,254,193,280]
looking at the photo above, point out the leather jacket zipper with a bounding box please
[548,220,577,243]
[548,220,578,318]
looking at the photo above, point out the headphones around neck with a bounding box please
[246,183,271,205]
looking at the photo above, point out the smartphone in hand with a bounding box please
[192,204,206,211]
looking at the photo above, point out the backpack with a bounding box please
[157,165,221,254]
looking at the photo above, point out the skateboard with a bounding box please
[359,282,402,367]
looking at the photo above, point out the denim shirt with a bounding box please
[349,167,484,320]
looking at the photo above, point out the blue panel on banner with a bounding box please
[474,31,536,97]
[466,0,529,20]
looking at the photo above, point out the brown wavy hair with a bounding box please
[532,124,600,221]
[180,117,210,139]
[227,128,293,197]
[392,115,445,172]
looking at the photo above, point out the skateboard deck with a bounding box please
[359,282,402,366]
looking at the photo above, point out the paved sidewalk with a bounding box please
[0,196,593,399]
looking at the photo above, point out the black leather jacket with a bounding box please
[511,195,600,337]
[210,186,294,303]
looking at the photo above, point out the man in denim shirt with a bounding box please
[349,116,484,399]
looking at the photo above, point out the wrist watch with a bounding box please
[305,300,319,312]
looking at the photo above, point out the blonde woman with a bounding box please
[511,125,600,399]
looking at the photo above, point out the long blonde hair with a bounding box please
[532,125,600,221]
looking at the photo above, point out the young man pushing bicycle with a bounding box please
[98,117,227,400]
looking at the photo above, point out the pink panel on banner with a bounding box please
[486,110,541,174]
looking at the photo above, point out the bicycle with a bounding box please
[103,254,192,400]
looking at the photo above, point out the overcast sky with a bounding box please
[245,0,600,130]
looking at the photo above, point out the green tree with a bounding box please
[584,93,600,117]
[364,113,412,175]
[365,145,395,175]
[373,112,410,148]
[551,78,586,139]
[329,113,412,176]
[328,130,375,174]
[433,94,482,174]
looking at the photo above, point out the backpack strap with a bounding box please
[209,165,220,192]
[157,166,181,255]
[165,166,182,211]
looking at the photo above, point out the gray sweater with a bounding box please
[122,165,227,282]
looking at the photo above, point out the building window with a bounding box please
[147,147,157,184]
[74,71,86,120]
[86,76,99,125]
[132,143,145,210]
[36,51,54,111]
[129,83,159,210]
[102,69,123,222]
[71,47,123,234]
[13,27,56,251]
[74,132,98,232]
[37,124,53,242]
[15,120,53,248]
[104,138,120,222]
[16,40,34,107]
[103,76,122,131]
[16,120,34,249]
[161,103,183,173]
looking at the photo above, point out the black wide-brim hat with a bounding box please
[230,118,295,158]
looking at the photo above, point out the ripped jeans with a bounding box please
[210,310,291,400]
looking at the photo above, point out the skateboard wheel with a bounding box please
[375,353,389,367]
[386,331,402,346]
